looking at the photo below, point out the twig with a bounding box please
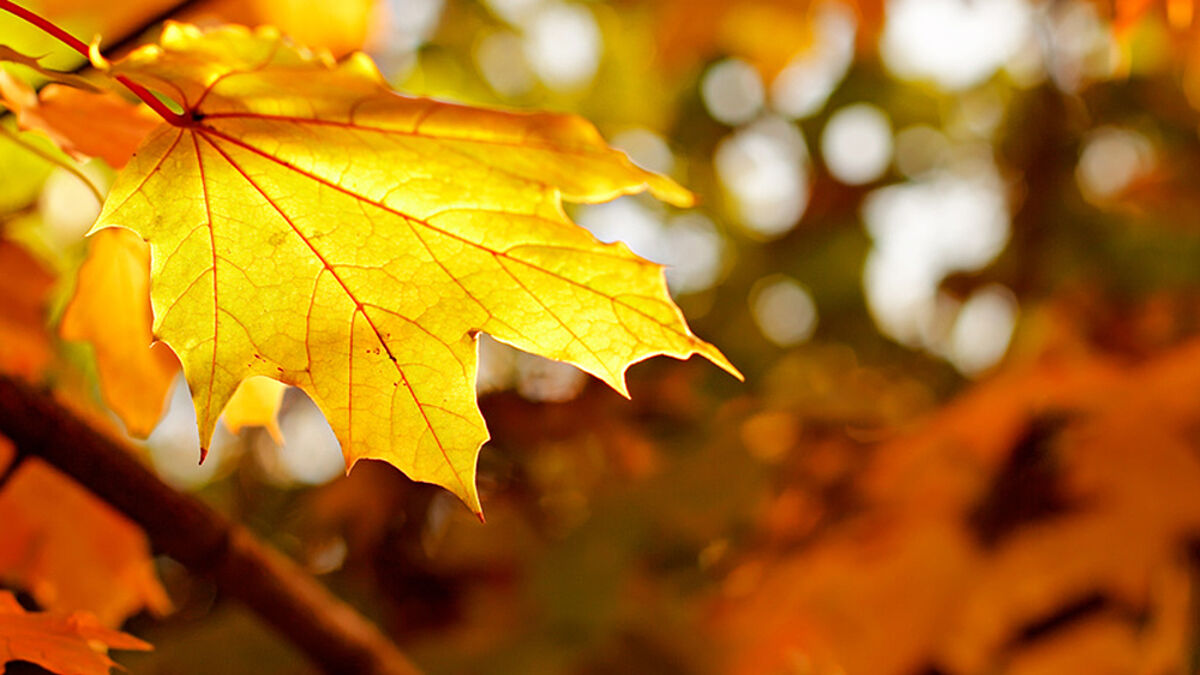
[0,0,188,125]
[0,374,421,675]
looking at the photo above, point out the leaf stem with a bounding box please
[0,0,188,126]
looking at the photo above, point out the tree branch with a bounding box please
[0,374,421,675]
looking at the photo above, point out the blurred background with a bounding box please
[5,0,1200,673]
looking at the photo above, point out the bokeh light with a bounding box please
[38,164,106,248]
[820,103,893,185]
[661,212,727,295]
[1043,0,1119,91]
[1076,126,1156,202]
[715,116,810,238]
[894,124,952,178]
[882,0,1033,90]
[371,0,444,77]
[475,30,535,96]
[751,276,819,347]
[381,0,443,53]
[145,376,218,491]
[770,1,857,119]
[577,196,666,263]
[702,58,765,126]
[611,127,675,177]
[577,197,727,297]
[522,2,601,91]
[863,161,1010,347]
[476,333,516,395]
[948,283,1018,375]
[515,352,586,402]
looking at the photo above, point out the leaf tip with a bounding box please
[648,175,696,209]
[706,348,744,382]
[460,484,484,520]
[600,368,633,400]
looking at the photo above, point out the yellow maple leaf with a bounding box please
[223,376,287,442]
[91,22,738,514]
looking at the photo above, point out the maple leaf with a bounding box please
[91,22,738,514]
[0,589,150,675]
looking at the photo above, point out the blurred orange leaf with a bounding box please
[60,228,178,437]
[1111,0,1195,30]
[0,439,170,626]
[2,79,159,168]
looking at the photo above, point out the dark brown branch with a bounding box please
[0,374,421,675]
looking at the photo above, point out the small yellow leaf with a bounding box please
[223,376,287,442]
[60,228,178,437]
[94,22,737,514]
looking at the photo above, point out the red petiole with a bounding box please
[0,0,188,126]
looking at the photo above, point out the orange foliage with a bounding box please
[0,589,150,675]
[713,341,1200,674]
[0,77,159,168]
